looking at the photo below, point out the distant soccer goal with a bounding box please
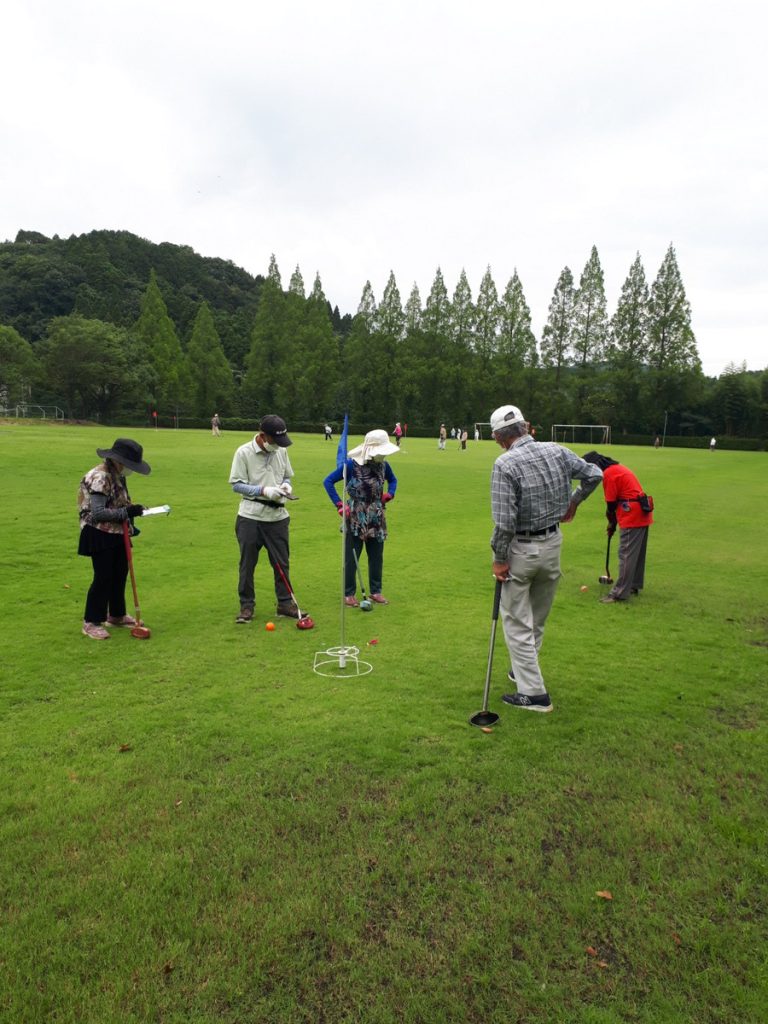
[551,424,611,446]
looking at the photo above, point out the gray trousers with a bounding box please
[500,531,563,696]
[610,526,649,600]
[235,516,292,609]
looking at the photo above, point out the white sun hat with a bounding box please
[490,404,526,432]
[347,429,400,465]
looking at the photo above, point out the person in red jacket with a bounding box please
[583,452,654,604]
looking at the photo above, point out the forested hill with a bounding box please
[0,229,265,367]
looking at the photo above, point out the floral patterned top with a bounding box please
[78,463,133,535]
[323,457,398,542]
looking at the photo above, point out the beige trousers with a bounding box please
[499,531,563,696]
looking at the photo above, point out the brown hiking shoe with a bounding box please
[276,603,300,619]
[236,607,254,623]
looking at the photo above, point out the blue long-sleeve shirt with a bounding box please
[323,458,397,505]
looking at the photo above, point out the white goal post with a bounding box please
[551,424,611,445]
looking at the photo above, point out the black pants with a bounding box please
[236,516,292,609]
[346,534,384,596]
[84,545,129,624]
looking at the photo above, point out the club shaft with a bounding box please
[122,522,142,620]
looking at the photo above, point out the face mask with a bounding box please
[373,454,386,463]
[263,441,280,453]
[123,468,134,476]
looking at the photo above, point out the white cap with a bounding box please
[490,404,526,432]
[347,429,400,465]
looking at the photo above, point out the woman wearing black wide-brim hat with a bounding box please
[77,439,151,640]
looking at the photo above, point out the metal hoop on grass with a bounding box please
[313,645,373,678]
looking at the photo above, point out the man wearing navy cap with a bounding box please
[229,414,303,623]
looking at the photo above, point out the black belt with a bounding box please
[516,524,559,538]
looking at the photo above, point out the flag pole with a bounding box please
[340,459,347,667]
[337,414,349,668]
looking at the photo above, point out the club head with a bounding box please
[359,600,373,611]
[296,616,315,630]
[598,575,614,585]
[130,625,152,640]
[470,710,500,728]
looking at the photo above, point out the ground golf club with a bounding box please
[351,545,373,611]
[259,531,315,630]
[121,522,152,639]
[599,531,614,585]
[469,578,503,728]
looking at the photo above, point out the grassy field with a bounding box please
[1,422,766,1023]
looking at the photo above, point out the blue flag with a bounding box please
[336,413,349,470]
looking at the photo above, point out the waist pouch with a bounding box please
[637,493,654,514]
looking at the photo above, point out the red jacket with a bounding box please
[602,464,653,529]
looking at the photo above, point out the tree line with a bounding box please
[0,230,766,438]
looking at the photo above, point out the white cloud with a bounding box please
[2,0,766,375]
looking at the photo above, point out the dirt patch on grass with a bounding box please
[711,705,760,730]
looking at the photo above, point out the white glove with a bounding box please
[262,485,283,501]
[278,481,293,497]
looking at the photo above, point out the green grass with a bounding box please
[1,423,766,1023]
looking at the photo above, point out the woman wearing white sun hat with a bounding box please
[323,429,400,606]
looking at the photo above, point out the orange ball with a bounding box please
[265,622,275,631]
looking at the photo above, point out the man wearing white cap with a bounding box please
[489,404,602,712]
[323,429,400,605]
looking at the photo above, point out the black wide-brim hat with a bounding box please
[96,438,151,475]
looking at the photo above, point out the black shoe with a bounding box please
[502,692,553,713]
[276,603,300,619]
[236,607,253,623]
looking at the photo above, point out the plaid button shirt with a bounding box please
[490,435,602,560]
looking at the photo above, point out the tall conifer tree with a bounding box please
[475,267,500,362]
[647,244,698,371]
[288,265,305,297]
[404,283,422,333]
[186,301,233,416]
[498,271,536,367]
[572,245,607,367]
[134,270,188,413]
[610,253,649,363]
[540,267,575,387]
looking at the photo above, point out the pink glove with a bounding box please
[382,492,394,503]
[336,502,350,518]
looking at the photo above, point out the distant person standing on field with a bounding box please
[211,412,221,437]
[460,428,468,450]
[438,423,447,450]
[710,436,717,452]
[583,451,654,604]
[324,423,333,441]
[393,422,403,447]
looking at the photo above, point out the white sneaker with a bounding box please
[82,621,110,640]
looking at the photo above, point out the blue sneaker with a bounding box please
[502,692,553,713]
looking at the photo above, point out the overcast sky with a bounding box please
[3,0,766,377]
